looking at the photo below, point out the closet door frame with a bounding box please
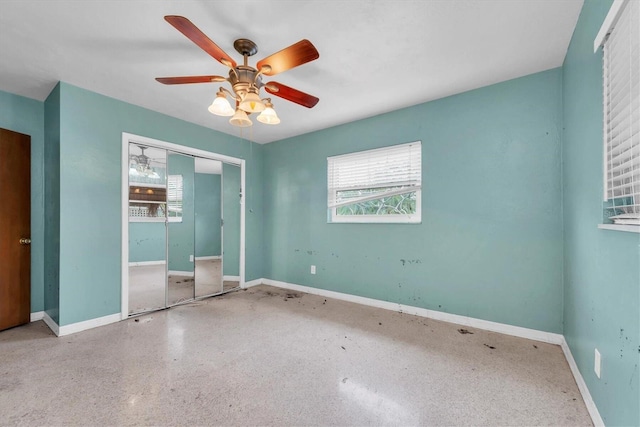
[120,132,245,319]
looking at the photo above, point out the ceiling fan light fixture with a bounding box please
[257,100,280,125]
[229,108,252,127]
[208,90,235,116]
[239,90,265,113]
[157,18,320,130]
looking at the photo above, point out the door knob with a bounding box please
[19,238,31,245]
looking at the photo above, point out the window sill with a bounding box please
[597,224,640,233]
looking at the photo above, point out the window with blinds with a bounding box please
[167,174,183,222]
[602,0,640,226]
[327,141,421,223]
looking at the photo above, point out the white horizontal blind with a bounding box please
[603,0,640,225]
[167,174,183,217]
[327,141,421,209]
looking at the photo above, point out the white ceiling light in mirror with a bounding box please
[129,145,164,179]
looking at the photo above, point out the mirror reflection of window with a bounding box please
[167,174,183,222]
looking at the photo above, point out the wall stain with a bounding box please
[400,259,422,266]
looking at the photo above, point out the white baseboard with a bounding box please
[58,313,121,337]
[223,275,240,282]
[41,311,121,337]
[168,270,195,277]
[242,278,262,288]
[561,338,604,427]
[128,260,166,267]
[30,311,44,322]
[42,312,59,336]
[195,255,221,261]
[260,279,564,345]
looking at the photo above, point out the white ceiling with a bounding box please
[0,0,583,144]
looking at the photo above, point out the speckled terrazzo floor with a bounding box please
[0,285,591,426]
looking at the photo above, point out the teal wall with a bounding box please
[0,89,45,314]
[223,163,241,276]
[263,69,564,333]
[562,0,640,425]
[56,82,264,326]
[167,153,195,272]
[128,223,166,263]
[195,173,222,257]
[43,85,60,323]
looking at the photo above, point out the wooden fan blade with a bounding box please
[156,75,227,85]
[264,81,319,108]
[257,40,319,76]
[164,16,237,68]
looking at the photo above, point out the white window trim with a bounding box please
[598,223,640,233]
[327,141,422,224]
[594,0,628,53]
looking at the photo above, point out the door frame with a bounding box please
[120,132,246,319]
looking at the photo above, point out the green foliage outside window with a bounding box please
[336,189,417,216]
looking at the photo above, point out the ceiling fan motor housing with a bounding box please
[229,66,263,100]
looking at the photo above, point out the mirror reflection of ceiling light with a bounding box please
[129,146,161,179]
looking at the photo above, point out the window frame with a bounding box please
[596,0,640,230]
[327,141,422,224]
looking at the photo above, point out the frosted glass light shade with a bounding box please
[229,109,252,127]
[208,95,234,116]
[239,91,265,113]
[257,106,280,125]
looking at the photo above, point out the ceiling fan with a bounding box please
[156,15,320,128]
[130,145,161,178]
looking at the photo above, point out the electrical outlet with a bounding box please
[310,265,316,275]
[594,348,601,378]
[189,255,194,262]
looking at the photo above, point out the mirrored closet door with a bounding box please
[222,162,241,291]
[194,157,224,297]
[127,145,168,315]
[127,143,239,316]
[167,151,195,306]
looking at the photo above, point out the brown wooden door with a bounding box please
[0,128,31,331]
